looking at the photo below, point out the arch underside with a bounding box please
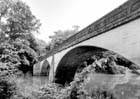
[54,45,138,85]
[54,46,107,85]
[40,60,50,76]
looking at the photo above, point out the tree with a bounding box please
[48,25,80,50]
[0,0,41,74]
[35,38,48,56]
[0,0,40,50]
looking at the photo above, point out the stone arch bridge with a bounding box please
[34,0,140,84]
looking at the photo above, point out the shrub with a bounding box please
[0,76,16,99]
[90,87,116,99]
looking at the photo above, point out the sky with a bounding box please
[23,0,127,43]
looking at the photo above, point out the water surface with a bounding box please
[85,73,140,99]
[16,76,49,97]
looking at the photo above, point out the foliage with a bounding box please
[31,83,70,99]
[0,0,41,74]
[35,38,48,56]
[0,0,40,39]
[0,0,41,53]
[0,0,42,98]
[0,71,17,99]
[13,39,38,74]
[0,41,38,74]
[95,51,139,71]
[48,25,80,50]
[0,43,19,75]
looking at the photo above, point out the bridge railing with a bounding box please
[45,0,140,58]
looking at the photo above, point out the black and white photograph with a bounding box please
[1,0,140,99]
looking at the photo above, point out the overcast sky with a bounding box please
[23,0,127,43]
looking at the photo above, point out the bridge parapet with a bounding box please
[46,0,140,58]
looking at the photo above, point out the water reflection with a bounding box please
[85,73,140,99]
[86,73,131,89]
[16,72,140,99]
[16,76,48,97]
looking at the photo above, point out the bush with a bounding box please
[90,87,116,99]
[0,76,16,99]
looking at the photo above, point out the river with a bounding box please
[85,72,140,99]
[15,72,140,99]
[15,76,49,97]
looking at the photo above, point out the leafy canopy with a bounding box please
[0,0,41,74]
[0,0,40,40]
[48,25,80,50]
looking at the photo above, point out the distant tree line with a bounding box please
[45,25,80,52]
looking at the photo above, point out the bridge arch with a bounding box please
[33,59,50,76]
[40,59,50,76]
[54,45,107,85]
[54,45,137,85]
